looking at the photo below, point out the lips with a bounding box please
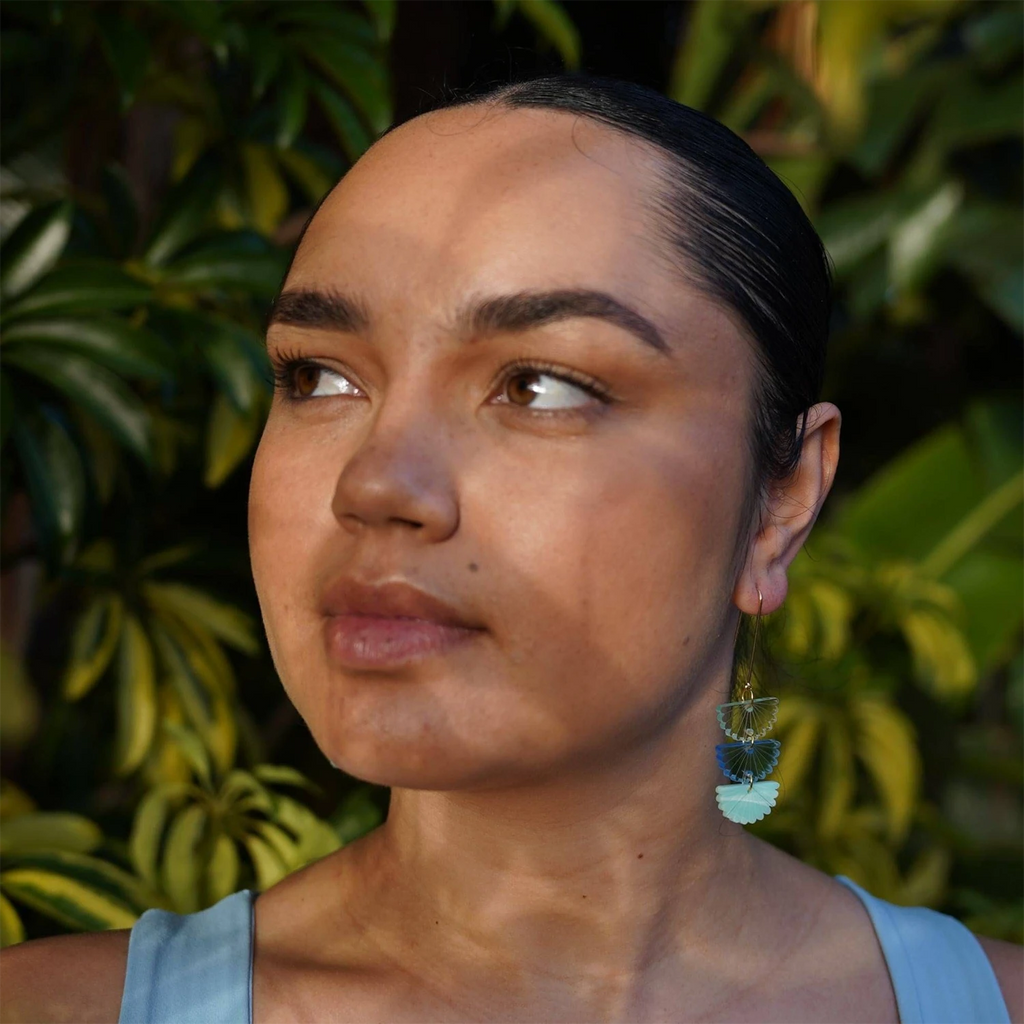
[320,578,485,669]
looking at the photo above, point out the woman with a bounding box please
[2,73,1020,1024]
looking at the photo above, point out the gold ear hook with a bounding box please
[740,586,763,703]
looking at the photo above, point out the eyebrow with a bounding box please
[268,287,670,354]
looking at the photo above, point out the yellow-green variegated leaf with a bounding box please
[129,787,176,888]
[0,812,102,855]
[899,608,977,699]
[250,820,300,871]
[114,616,158,775]
[0,891,25,947]
[897,846,951,907]
[852,696,921,844]
[240,143,288,236]
[151,613,238,774]
[772,701,821,795]
[0,868,137,931]
[252,764,316,792]
[269,795,340,863]
[0,780,35,820]
[162,804,207,913]
[161,721,213,790]
[204,392,263,490]
[206,833,240,905]
[63,593,125,700]
[3,850,162,913]
[144,581,258,655]
[781,588,815,658]
[242,832,288,891]
[816,714,855,840]
[807,580,854,661]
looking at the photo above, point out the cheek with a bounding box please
[248,418,338,678]
[465,413,747,745]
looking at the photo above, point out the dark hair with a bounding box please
[429,73,833,558]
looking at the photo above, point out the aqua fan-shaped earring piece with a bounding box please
[715,587,781,824]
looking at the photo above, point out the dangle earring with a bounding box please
[714,586,781,824]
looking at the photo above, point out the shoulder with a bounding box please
[0,930,130,1024]
[976,933,1024,1024]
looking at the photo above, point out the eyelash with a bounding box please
[267,349,614,409]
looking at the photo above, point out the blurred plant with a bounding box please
[0,0,578,947]
[671,0,1022,941]
[0,779,158,948]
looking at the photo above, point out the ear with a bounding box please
[734,401,841,615]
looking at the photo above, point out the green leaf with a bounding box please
[312,81,372,163]
[114,615,158,775]
[241,144,289,237]
[0,813,102,856]
[144,581,258,656]
[2,317,174,382]
[241,832,288,890]
[1,263,151,320]
[162,237,287,299]
[276,3,378,46]
[0,372,13,451]
[668,0,756,111]
[153,630,217,762]
[129,787,174,888]
[252,764,317,792]
[205,391,263,488]
[298,34,392,135]
[0,201,74,300]
[206,832,239,904]
[96,10,150,109]
[62,592,124,700]
[247,25,283,99]
[5,346,155,467]
[161,719,214,790]
[275,149,334,205]
[143,159,220,267]
[0,892,25,948]
[513,0,581,70]
[269,795,340,863]
[11,408,85,567]
[360,0,396,41]
[161,804,207,913]
[277,62,309,150]
[0,868,137,931]
[0,642,39,750]
[852,697,920,844]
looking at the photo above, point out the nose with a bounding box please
[331,397,460,543]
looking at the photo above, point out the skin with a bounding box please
[2,103,1021,1024]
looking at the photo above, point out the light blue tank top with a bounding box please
[117,874,1011,1023]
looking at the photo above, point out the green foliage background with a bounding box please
[0,0,1020,948]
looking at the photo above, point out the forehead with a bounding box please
[288,105,674,304]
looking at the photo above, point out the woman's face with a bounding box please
[249,105,759,789]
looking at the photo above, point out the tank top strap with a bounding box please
[118,889,255,1024]
[835,875,1010,1024]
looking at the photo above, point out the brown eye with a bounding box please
[507,371,545,406]
[501,368,600,411]
[294,365,321,397]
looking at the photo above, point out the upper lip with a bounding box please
[321,578,483,629]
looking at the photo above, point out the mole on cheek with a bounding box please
[468,562,479,573]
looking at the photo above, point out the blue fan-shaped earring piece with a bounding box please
[715,738,781,783]
[715,780,780,824]
[716,696,779,741]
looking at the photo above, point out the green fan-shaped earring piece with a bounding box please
[716,696,779,741]
[715,780,779,824]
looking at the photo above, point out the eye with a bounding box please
[497,362,610,411]
[272,358,362,400]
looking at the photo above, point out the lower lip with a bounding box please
[324,615,483,669]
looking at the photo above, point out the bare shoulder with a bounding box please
[975,934,1024,1024]
[0,930,130,1024]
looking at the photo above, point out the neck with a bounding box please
[338,667,776,1019]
